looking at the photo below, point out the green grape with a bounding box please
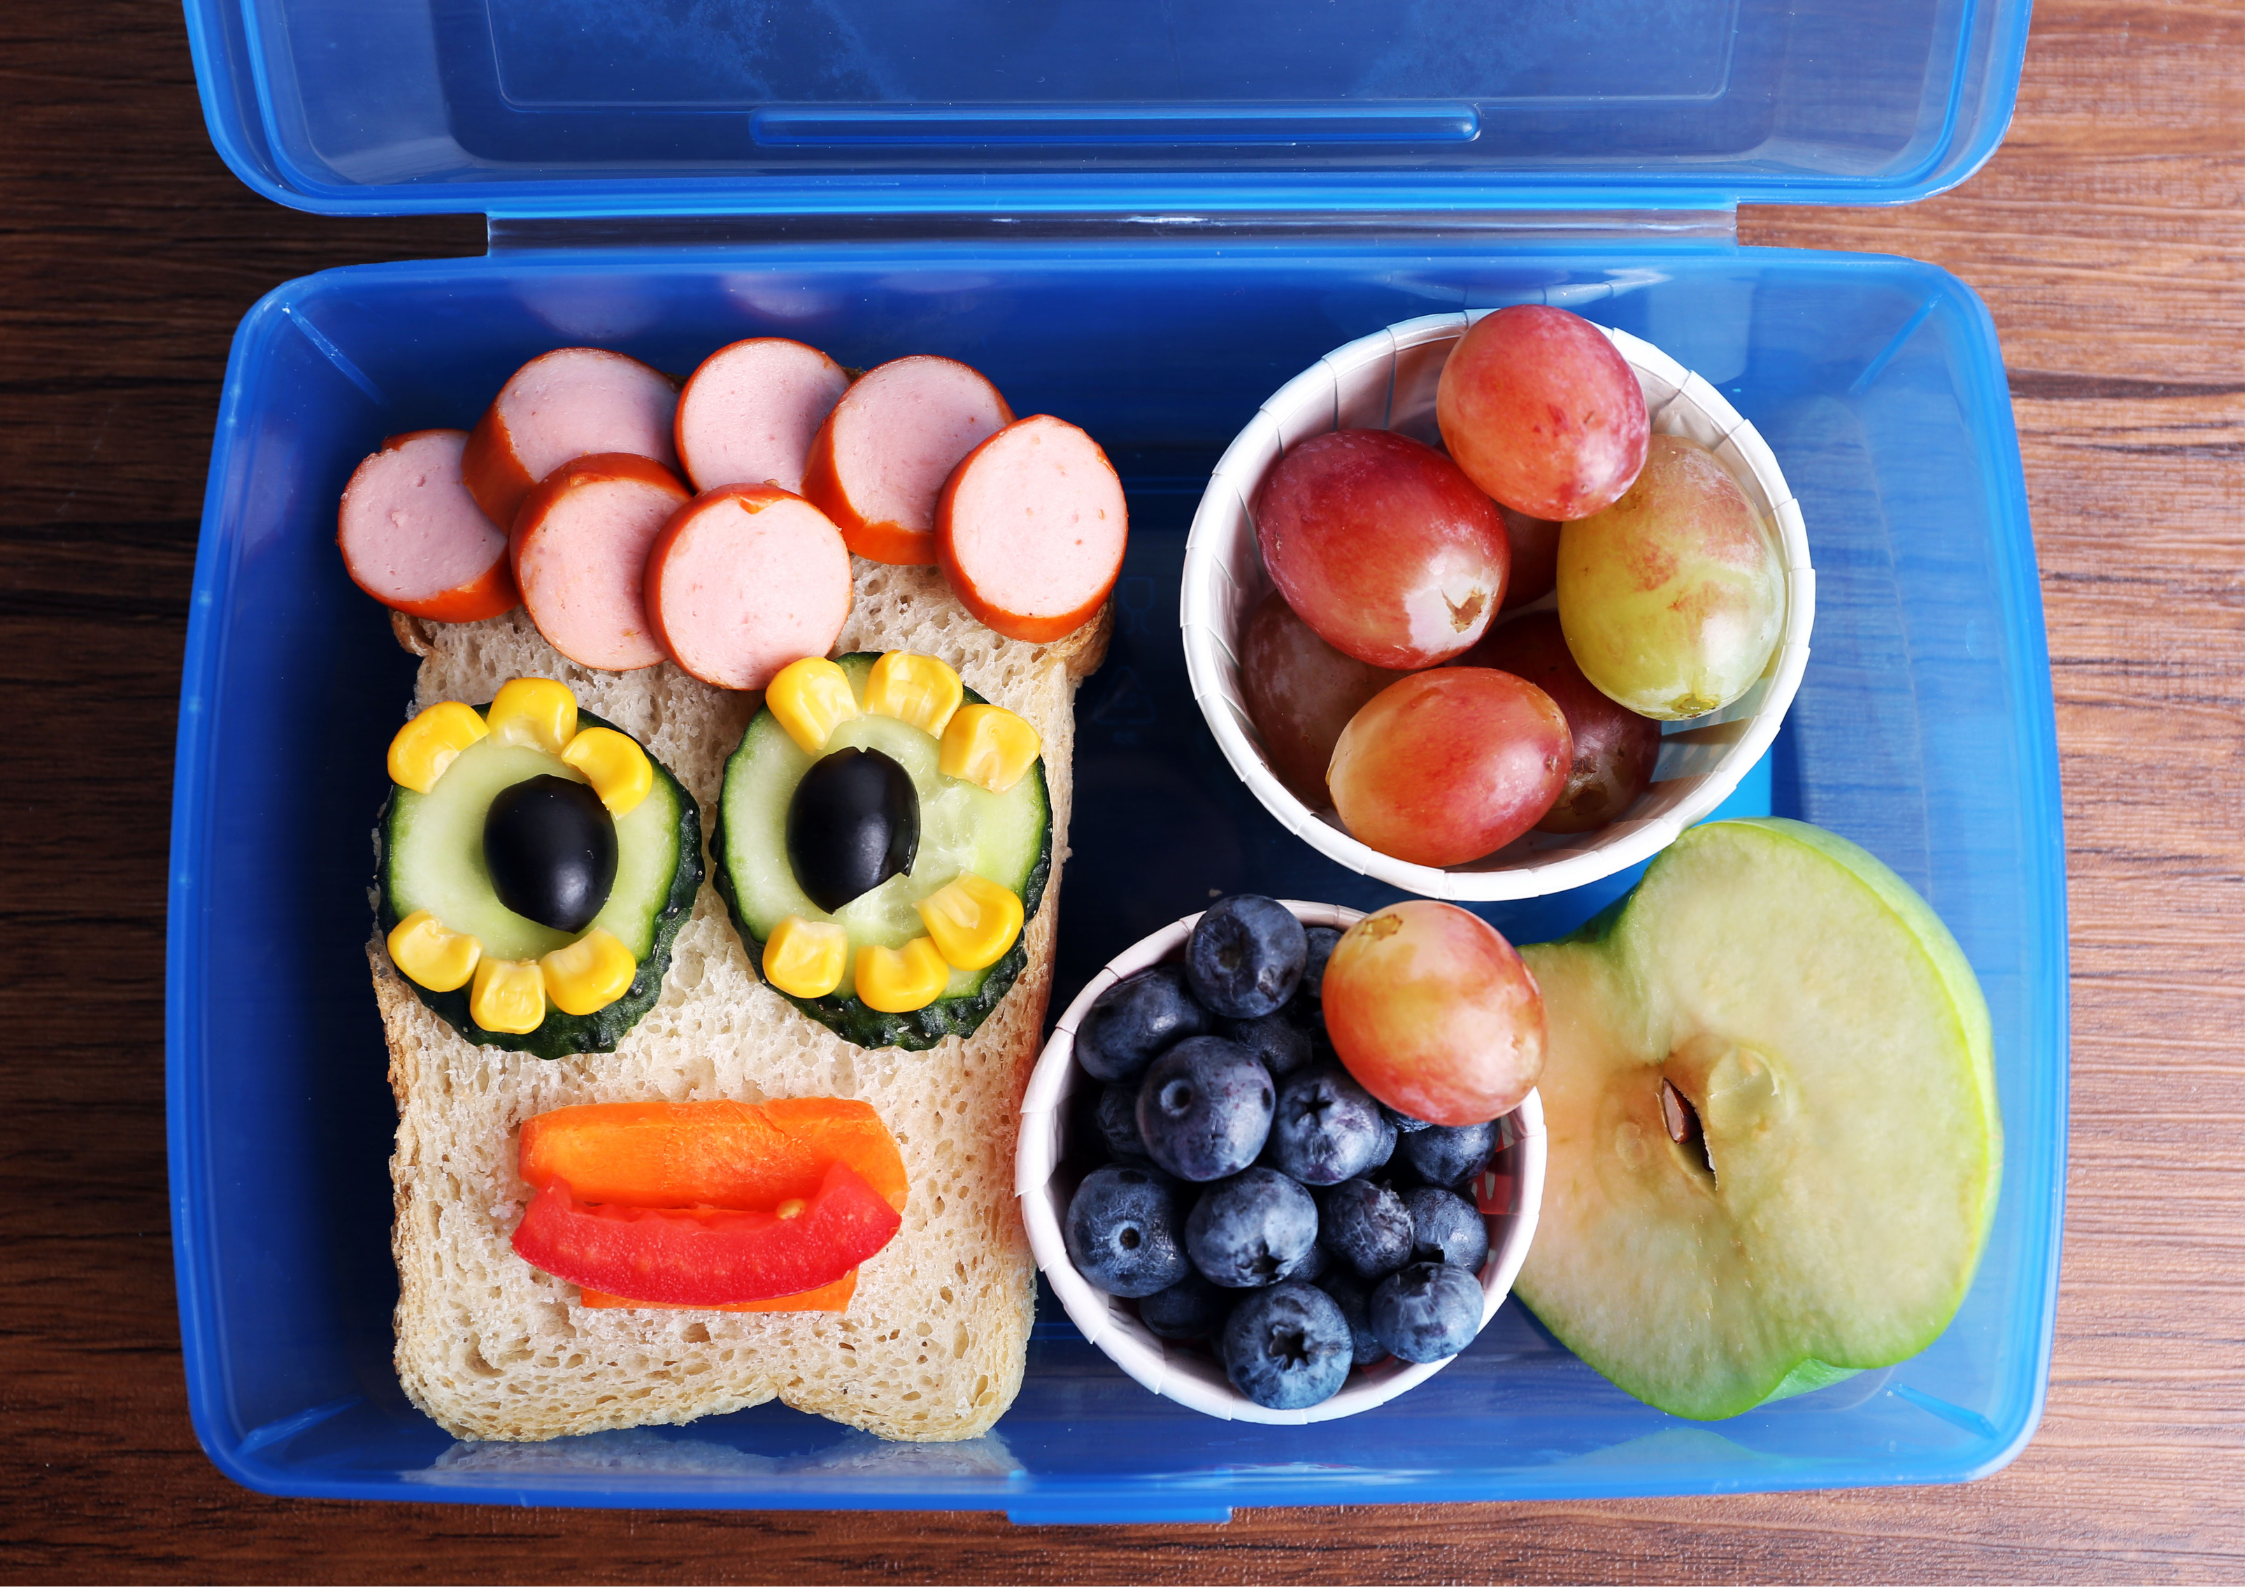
[1556,435,1783,721]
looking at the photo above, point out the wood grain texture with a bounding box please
[6,0,2243,1579]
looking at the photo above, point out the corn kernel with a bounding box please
[486,677,578,754]
[938,704,1041,794]
[538,927,637,1015]
[766,656,861,754]
[387,701,488,793]
[559,726,653,817]
[469,956,546,1034]
[915,873,1025,972]
[762,915,850,999]
[864,651,963,737]
[387,909,482,992]
[854,936,951,1013]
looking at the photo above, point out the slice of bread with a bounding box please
[377,562,1108,1443]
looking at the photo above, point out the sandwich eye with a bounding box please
[484,774,619,933]
[787,747,921,915]
[378,680,702,1058]
[716,650,1049,1048]
[386,910,481,992]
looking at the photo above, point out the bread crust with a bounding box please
[380,561,1105,1443]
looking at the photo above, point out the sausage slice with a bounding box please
[675,338,851,496]
[801,355,1012,565]
[511,453,692,672]
[337,429,519,623]
[463,348,681,531]
[936,414,1127,644]
[645,487,854,691]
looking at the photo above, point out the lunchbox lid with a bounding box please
[183,0,2029,220]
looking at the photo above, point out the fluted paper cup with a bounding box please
[1015,901,1547,1424]
[1181,315,1815,901]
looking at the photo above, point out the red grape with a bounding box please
[1252,429,1509,670]
[1327,669,1571,867]
[1458,612,1662,834]
[1500,506,1561,611]
[1436,305,1649,521]
[1238,589,1406,806]
[1322,901,1545,1125]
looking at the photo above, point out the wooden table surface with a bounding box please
[7,2,2241,1580]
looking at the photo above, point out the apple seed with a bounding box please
[1659,1078,1715,1181]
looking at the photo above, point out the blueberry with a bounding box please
[1137,1271,1229,1341]
[1268,1066,1396,1185]
[1319,1176,1413,1279]
[1381,1104,1435,1134]
[1076,965,1211,1085]
[1313,1267,1388,1367]
[1216,1012,1313,1081]
[1136,1036,1274,1182]
[1064,1164,1189,1298]
[1185,1167,1319,1288]
[1219,1282,1353,1410]
[1370,1261,1484,1363]
[1402,1185,1490,1272]
[1289,1237,1330,1285]
[1185,895,1307,1019]
[1300,926,1341,1004]
[1094,1083,1150,1162]
[1287,928,1339,1037]
[1400,1120,1501,1188]
[1366,1121,1397,1170]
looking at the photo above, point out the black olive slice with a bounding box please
[484,774,619,933]
[787,747,921,914]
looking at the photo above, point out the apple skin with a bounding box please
[1321,900,1547,1126]
[1514,818,2000,1421]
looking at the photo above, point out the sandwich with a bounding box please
[374,564,1109,1443]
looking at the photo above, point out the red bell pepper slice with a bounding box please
[512,1159,902,1306]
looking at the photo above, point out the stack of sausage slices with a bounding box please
[336,339,1128,684]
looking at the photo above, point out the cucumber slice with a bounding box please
[713,653,1052,1051]
[378,708,702,1059]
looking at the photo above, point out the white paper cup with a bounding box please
[1180,314,1815,901]
[1014,901,1547,1424]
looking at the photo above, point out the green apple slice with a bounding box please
[1515,818,2001,1421]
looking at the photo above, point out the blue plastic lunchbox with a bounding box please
[171,0,2062,1521]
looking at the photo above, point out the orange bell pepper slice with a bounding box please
[577,1270,858,1313]
[515,1097,908,1310]
[518,1097,908,1215]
